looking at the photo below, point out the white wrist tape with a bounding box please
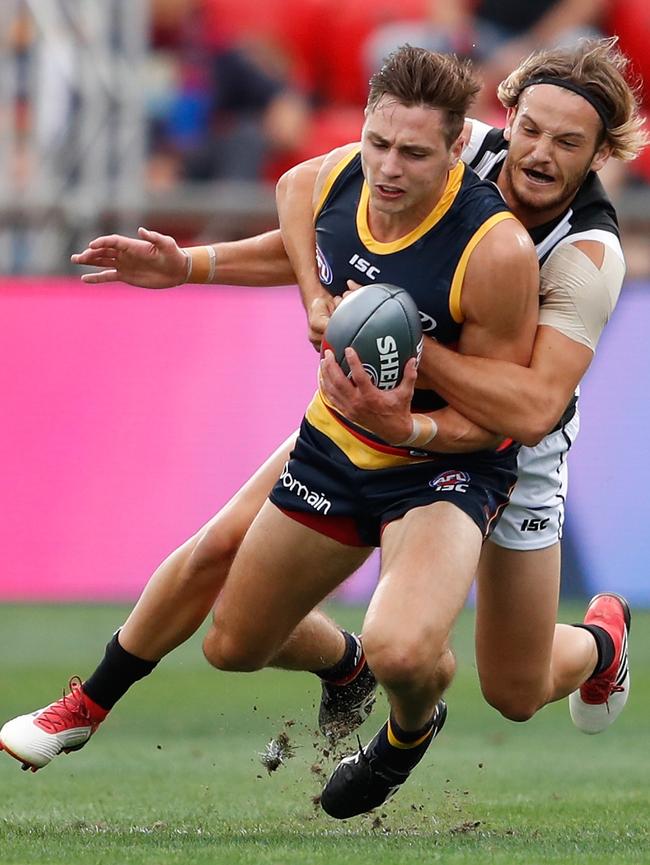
[181,248,192,283]
[206,244,217,283]
[397,414,438,448]
[181,245,217,284]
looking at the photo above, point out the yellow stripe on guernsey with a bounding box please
[313,146,361,218]
[356,161,466,253]
[448,211,517,323]
[387,719,433,749]
[306,391,434,470]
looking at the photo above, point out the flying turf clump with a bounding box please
[259,731,296,774]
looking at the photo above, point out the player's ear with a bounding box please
[590,141,612,173]
[503,108,516,141]
[448,133,464,168]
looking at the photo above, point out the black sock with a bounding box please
[82,632,158,711]
[370,711,437,774]
[313,630,363,683]
[573,623,615,678]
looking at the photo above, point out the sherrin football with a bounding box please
[322,284,423,390]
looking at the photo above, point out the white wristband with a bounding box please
[206,244,217,283]
[180,245,217,284]
[396,414,438,448]
[181,248,192,283]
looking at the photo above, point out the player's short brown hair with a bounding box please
[499,37,648,161]
[367,45,481,147]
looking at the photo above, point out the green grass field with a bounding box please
[1,603,648,865]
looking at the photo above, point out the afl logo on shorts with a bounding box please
[316,244,333,285]
[430,470,471,493]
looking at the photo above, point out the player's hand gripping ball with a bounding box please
[322,284,423,390]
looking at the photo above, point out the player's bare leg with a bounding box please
[321,502,482,818]
[203,501,371,672]
[0,439,373,771]
[119,435,298,661]
[201,501,376,739]
[121,434,357,673]
[475,541,630,731]
[476,542,567,719]
[364,503,480,727]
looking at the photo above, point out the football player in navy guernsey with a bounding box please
[2,40,644,819]
[1,48,542,813]
[178,48,541,821]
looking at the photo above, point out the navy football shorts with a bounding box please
[269,418,518,547]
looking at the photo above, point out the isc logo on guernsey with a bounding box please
[280,463,331,514]
[349,253,380,280]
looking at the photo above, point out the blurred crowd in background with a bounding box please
[2,0,650,274]
[145,0,650,186]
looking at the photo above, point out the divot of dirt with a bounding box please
[258,730,296,774]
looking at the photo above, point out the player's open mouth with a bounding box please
[376,185,404,199]
[522,167,555,185]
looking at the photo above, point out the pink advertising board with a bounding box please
[4,278,649,605]
[0,278,378,601]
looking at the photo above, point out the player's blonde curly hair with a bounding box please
[498,37,648,161]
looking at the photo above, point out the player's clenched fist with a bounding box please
[307,294,342,351]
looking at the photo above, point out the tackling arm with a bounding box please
[417,240,618,445]
[71,226,295,289]
[73,151,353,311]
[319,349,504,453]
[417,217,540,451]
[319,219,538,453]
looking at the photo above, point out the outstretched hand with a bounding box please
[320,347,418,444]
[71,227,187,288]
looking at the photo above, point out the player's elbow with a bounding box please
[275,168,291,206]
[512,398,568,447]
[516,428,547,448]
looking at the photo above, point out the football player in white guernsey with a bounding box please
[317,37,646,738]
[2,40,645,807]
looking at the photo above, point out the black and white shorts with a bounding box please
[490,410,580,550]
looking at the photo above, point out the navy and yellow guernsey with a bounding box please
[308,147,516,470]
[270,148,521,545]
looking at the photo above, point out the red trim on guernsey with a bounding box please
[276,507,366,547]
[496,437,514,452]
[323,401,430,459]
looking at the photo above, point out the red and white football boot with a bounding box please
[569,593,631,734]
[0,677,107,771]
